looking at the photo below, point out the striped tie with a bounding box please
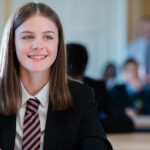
[22,98,41,150]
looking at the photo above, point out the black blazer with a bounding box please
[0,80,112,150]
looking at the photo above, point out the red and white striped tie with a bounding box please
[22,98,41,150]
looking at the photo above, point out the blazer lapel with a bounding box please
[43,103,66,150]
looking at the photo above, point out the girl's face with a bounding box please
[15,15,59,76]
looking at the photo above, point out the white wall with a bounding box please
[0,0,6,42]
[1,0,128,79]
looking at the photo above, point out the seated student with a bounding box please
[110,58,150,119]
[102,63,117,90]
[67,43,134,133]
[67,43,107,112]
[0,2,112,150]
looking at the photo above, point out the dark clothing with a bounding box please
[110,84,150,114]
[84,77,109,113]
[0,80,112,150]
[84,77,134,133]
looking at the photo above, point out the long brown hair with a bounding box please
[0,2,73,115]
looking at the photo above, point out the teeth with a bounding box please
[29,56,46,59]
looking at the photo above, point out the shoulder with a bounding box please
[68,79,93,95]
[68,79,94,105]
[110,84,126,94]
[143,85,150,93]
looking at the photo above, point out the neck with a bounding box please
[21,71,50,96]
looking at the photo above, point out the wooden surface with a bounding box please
[107,133,150,150]
[132,115,150,129]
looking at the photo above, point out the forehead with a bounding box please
[125,63,138,69]
[15,15,58,33]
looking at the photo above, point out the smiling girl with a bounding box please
[0,2,112,150]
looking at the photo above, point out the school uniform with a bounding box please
[0,80,112,150]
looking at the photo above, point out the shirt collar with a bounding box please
[21,81,49,107]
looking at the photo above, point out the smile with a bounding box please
[28,55,48,60]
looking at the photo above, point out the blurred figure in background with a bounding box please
[67,43,88,81]
[128,17,150,84]
[67,43,134,133]
[102,63,117,90]
[67,42,109,112]
[110,58,150,119]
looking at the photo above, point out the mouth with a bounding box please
[28,55,48,60]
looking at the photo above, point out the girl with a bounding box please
[0,2,112,150]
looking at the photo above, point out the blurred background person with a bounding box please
[109,58,150,120]
[102,63,117,90]
[67,43,88,82]
[128,17,150,84]
[67,43,134,133]
[67,43,108,113]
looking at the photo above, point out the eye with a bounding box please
[43,35,53,40]
[22,35,34,40]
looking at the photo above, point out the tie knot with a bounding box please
[26,98,40,114]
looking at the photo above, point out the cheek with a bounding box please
[52,48,58,63]
[15,40,23,55]
[15,45,29,63]
[15,46,23,58]
[49,41,59,57]
[15,42,30,55]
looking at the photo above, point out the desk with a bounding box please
[108,133,150,150]
[132,115,150,129]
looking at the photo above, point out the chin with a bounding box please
[29,68,50,73]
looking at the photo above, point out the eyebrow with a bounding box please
[20,30,57,34]
[43,31,56,34]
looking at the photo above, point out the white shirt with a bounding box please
[15,82,49,150]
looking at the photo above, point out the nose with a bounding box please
[32,38,44,50]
